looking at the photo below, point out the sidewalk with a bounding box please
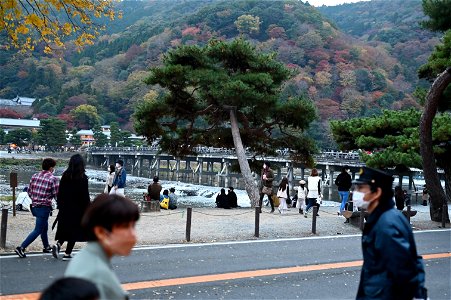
[1,204,446,254]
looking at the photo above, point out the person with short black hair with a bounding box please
[40,277,99,300]
[15,158,59,258]
[353,167,427,300]
[227,187,238,208]
[335,166,352,215]
[216,188,230,209]
[110,160,126,196]
[65,194,140,300]
[259,161,275,213]
[168,187,178,210]
[148,176,162,201]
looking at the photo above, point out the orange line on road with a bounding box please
[2,252,450,299]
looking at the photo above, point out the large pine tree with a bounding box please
[134,39,317,206]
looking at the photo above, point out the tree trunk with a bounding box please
[419,67,451,222]
[442,159,451,204]
[229,108,260,207]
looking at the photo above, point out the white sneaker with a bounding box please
[62,254,73,261]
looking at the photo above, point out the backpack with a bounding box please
[160,196,169,210]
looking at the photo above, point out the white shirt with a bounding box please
[307,176,321,198]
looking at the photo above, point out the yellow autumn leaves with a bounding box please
[0,0,121,53]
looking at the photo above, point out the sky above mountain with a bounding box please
[307,0,370,6]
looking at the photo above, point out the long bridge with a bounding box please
[87,147,420,191]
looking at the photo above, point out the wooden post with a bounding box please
[186,207,192,242]
[10,172,17,217]
[442,204,447,228]
[1,208,8,248]
[360,209,365,231]
[312,206,318,234]
[254,207,260,237]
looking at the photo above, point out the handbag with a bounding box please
[262,186,272,195]
[160,197,169,210]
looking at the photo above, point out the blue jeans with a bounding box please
[21,206,51,249]
[338,191,350,213]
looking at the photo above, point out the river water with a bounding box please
[0,166,343,209]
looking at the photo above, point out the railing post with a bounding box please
[442,204,447,228]
[1,208,8,248]
[254,207,260,237]
[312,206,318,234]
[186,207,192,242]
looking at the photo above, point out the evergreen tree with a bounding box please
[331,109,451,222]
[5,129,32,147]
[93,124,108,147]
[68,129,82,148]
[109,122,122,147]
[134,39,317,206]
[38,118,67,151]
[0,128,5,144]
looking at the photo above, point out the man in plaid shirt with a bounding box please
[15,158,59,258]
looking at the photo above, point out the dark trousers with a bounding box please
[259,193,274,210]
[57,240,75,255]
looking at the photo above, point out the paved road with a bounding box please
[1,230,450,299]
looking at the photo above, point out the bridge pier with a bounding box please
[88,148,367,194]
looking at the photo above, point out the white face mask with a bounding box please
[353,191,370,209]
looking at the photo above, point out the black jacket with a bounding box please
[335,171,352,191]
[55,175,90,242]
[357,202,426,299]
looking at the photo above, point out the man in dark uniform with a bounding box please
[353,167,427,300]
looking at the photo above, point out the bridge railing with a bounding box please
[88,147,362,162]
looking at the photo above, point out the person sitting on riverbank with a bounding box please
[168,188,178,210]
[216,188,230,209]
[147,176,162,201]
[227,187,238,208]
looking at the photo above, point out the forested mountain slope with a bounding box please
[0,0,439,147]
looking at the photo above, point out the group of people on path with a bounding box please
[13,155,428,299]
[15,155,139,299]
[215,186,238,209]
[147,175,178,210]
[259,161,323,217]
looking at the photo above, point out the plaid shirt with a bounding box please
[28,170,59,207]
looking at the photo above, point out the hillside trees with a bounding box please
[0,0,120,53]
[70,104,100,129]
[134,39,317,207]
